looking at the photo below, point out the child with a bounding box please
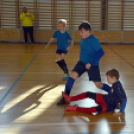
[44,19,74,80]
[57,21,111,105]
[63,69,127,116]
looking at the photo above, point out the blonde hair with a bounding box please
[58,19,67,27]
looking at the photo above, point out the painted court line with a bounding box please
[107,46,134,69]
[0,51,40,105]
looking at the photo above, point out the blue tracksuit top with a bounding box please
[103,81,127,113]
[52,30,73,51]
[80,34,103,65]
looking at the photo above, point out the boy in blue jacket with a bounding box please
[63,69,127,116]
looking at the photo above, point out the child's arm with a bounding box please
[66,32,74,50]
[113,84,127,116]
[120,99,127,113]
[113,99,127,116]
[67,39,74,50]
[44,38,54,49]
[101,83,111,92]
[89,48,104,65]
[85,48,104,70]
[85,38,104,70]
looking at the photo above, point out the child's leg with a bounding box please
[65,105,102,114]
[57,61,86,105]
[63,91,96,103]
[61,53,69,74]
[61,59,69,74]
[64,61,86,96]
[55,52,69,80]
[64,75,76,95]
[87,65,111,91]
[56,59,64,71]
[55,54,64,71]
[76,105,102,114]
[65,93,107,114]
[95,94,107,113]
[57,74,76,105]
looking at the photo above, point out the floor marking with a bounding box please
[0,51,40,105]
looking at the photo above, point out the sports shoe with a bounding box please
[65,105,78,111]
[63,73,69,80]
[57,97,67,105]
[62,92,70,103]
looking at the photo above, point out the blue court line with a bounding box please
[0,51,40,105]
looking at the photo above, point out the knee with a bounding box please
[55,58,62,62]
[70,71,78,80]
[55,55,62,61]
[55,57,64,61]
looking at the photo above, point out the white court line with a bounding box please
[0,122,131,128]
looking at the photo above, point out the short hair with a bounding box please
[78,21,91,31]
[58,19,67,27]
[106,69,120,80]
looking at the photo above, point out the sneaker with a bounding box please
[65,105,78,111]
[57,97,67,105]
[63,73,69,80]
[62,92,70,103]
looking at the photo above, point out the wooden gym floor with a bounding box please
[0,43,134,134]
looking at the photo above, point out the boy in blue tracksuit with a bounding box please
[57,21,111,105]
[45,19,74,80]
[63,69,127,116]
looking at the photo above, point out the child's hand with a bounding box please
[67,45,73,50]
[113,112,122,116]
[44,44,49,50]
[85,63,91,70]
[66,47,70,50]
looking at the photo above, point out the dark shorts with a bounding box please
[56,50,68,54]
[72,60,101,82]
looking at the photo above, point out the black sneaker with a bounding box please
[57,97,67,105]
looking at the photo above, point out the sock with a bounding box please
[76,107,97,114]
[65,77,75,95]
[56,60,64,71]
[61,59,68,74]
[102,83,111,92]
[70,93,87,102]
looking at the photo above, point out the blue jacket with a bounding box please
[103,81,127,113]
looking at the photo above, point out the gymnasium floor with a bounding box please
[0,43,134,134]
